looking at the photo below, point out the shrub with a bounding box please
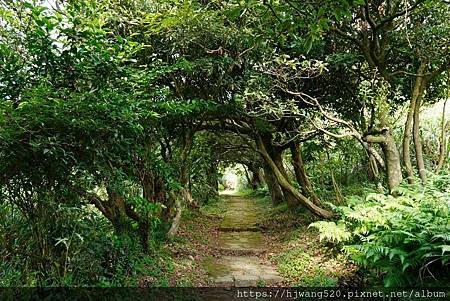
[0,198,171,286]
[310,175,450,286]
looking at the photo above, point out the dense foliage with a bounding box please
[0,0,449,288]
[311,175,450,286]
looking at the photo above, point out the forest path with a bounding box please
[205,195,284,287]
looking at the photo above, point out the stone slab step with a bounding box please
[219,226,261,232]
[208,256,283,287]
[215,249,266,256]
[217,231,266,252]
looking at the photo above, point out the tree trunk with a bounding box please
[330,170,343,203]
[179,129,198,208]
[167,192,182,238]
[242,164,252,188]
[367,153,379,180]
[256,134,333,218]
[207,160,219,196]
[248,165,263,190]
[104,190,130,234]
[89,188,143,238]
[413,81,427,183]
[257,168,265,186]
[262,163,284,206]
[271,149,299,208]
[403,62,427,184]
[290,143,321,206]
[250,170,259,190]
[142,171,167,204]
[435,97,448,175]
[253,166,265,189]
[368,153,384,192]
[365,129,403,193]
[142,171,155,202]
[382,132,403,192]
[81,184,151,250]
[139,220,150,252]
[259,134,285,206]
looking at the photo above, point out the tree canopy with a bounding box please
[1,0,449,289]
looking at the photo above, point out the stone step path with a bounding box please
[206,196,284,287]
[218,231,265,253]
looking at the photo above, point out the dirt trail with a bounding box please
[205,195,283,287]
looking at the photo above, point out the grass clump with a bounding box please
[276,247,339,287]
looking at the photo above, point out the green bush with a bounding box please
[0,199,172,286]
[310,175,450,286]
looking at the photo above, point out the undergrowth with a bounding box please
[256,192,355,287]
[310,174,450,287]
[0,201,174,287]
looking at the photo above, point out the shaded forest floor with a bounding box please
[162,191,357,287]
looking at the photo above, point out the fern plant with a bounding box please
[310,174,450,286]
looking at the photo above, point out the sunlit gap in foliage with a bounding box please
[219,164,248,195]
